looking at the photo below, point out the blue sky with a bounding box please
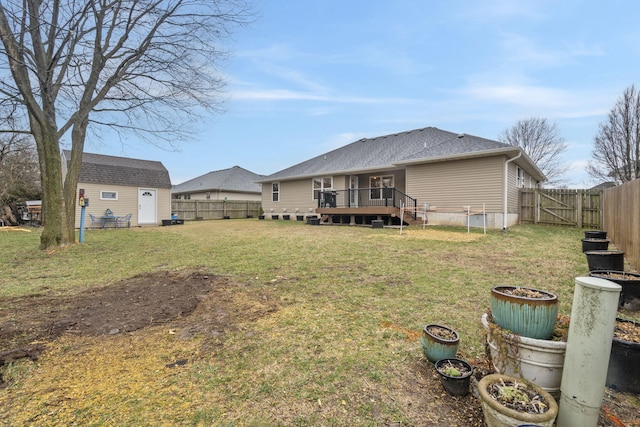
[91,0,640,187]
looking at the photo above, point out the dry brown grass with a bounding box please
[1,221,638,426]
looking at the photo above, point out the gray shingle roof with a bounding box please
[172,166,264,194]
[259,126,544,181]
[63,150,171,188]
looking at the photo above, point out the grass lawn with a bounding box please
[0,221,636,426]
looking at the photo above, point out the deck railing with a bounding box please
[317,188,417,219]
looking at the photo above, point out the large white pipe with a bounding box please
[503,151,521,230]
[556,276,621,427]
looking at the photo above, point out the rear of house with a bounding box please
[62,150,172,228]
[258,127,544,228]
[171,166,263,201]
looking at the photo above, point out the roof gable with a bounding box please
[260,126,543,181]
[172,166,264,194]
[63,150,171,188]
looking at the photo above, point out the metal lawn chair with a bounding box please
[88,213,98,229]
[116,213,132,228]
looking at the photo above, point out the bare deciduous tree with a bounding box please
[498,117,568,187]
[0,0,253,249]
[588,84,640,184]
[0,132,40,205]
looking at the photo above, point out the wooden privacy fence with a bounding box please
[519,188,603,228]
[603,180,640,271]
[171,200,262,221]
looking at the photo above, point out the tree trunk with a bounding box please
[38,126,73,249]
[63,119,89,239]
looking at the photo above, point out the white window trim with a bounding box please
[369,175,394,200]
[272,182,280,202]
[516,167,525,188]
[312,177,333,200]
[100,190,118,201]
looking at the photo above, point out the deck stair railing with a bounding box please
[317,188,417,219]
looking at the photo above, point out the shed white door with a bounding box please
[138,188,157,224]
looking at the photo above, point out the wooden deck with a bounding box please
[316,206,398,216]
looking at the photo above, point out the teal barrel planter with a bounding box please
[490,286,559,340]
[421,324,459,363]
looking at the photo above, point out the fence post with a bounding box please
[577,190,583,228]
[535,189,540,224]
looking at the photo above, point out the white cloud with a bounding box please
[322,132,369,151]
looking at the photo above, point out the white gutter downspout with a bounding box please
[503,152,521,230]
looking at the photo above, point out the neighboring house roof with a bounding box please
[258,126,545,182]
[590,181,617,190]
[62,150,171,188]
[172,166,264,194]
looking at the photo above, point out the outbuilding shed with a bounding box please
[63,150,172,228]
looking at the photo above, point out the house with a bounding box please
[257,127,545,229]
[62,150,172,228]
[172,166,264,201]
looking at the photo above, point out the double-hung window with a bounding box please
[312,177,333,200]
[516,167,525,188]
[272,182,280,202]
[369,175,394,199]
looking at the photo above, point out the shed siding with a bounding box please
[406,156,505,212]
[74,183,170,228]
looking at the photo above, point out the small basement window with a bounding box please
[100,190,118,200]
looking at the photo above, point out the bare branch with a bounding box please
[498,117,569,187]
[589,84,640,184]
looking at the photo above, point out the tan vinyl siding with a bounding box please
[507,162,536,212]
[261,175,350,216]
[406,156,505,212]
[262,179,321,216]
[74,183,171,227]
[155,187,172,223]
[175,190,261,201]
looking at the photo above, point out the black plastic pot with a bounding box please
[581,238,610,252]
[584,230,607,239]
[434,358,473,396]
[585,250,624,272]
[606,318,640,394]
[590,270,640,309]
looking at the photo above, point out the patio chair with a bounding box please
[116,213,132,228]
[88,213,98,229]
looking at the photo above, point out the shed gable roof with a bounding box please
[63,150,171,189]
[172,166,264,194]
[259,126,544,182]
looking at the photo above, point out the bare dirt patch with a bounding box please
[1,269,638,426]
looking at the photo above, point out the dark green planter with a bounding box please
[584,230,607,239]
[606,318,640,394]
[585,250,625,272]
[490,286,558,340]
[589,270,640,309]
[434,358,473,396]
[581,238,610,252]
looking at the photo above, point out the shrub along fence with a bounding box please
[603,180,640,271]
[518,188,602,229]
[171,200,261,221]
